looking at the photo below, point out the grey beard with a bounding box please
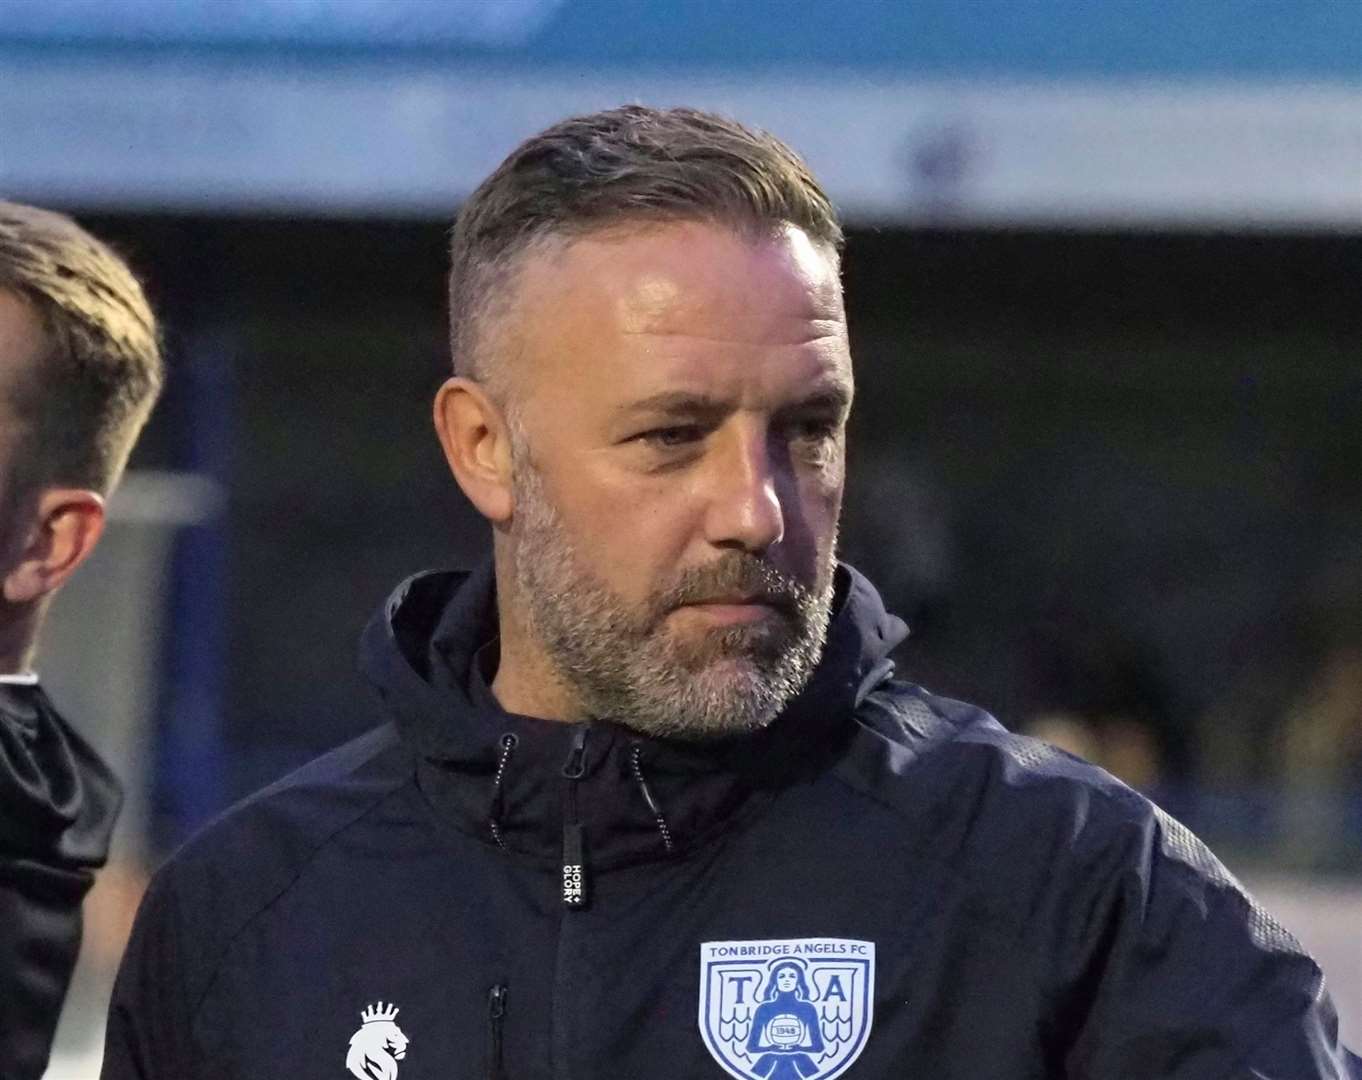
[507,454,836,740]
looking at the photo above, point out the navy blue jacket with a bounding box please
[101,564,1358,1079]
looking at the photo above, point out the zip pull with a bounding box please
[562,726,588,780]
[486,984,507,1080]
[562,821,586,907]
[561,727,589,908]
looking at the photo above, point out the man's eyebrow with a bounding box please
[784,384,853,413]
[621,382,852,417]
[619,391,728,416]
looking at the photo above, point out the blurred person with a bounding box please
[0,202,162,1078]
[1025,712,1165,793]
[1273,551,1362,870]
[103,107,1358,1078]
[1023,710,1103,763]
[1275,643,1362,870]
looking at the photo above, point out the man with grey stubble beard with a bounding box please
[103,106,1357,1079]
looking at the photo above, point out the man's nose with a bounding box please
[702,428,786,554]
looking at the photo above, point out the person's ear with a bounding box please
[433,377,515,523]
[2,489,106,604]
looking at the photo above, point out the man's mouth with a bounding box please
[677,598,782,625]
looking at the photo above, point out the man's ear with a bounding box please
[433,377,515,524]
[2,489,106,604]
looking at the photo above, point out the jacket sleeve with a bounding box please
[0,692,121,1079]
[102,866,200,1078]
[0,856,96,1078]
[1056,805,1358,1079]
[100,868,199,1079]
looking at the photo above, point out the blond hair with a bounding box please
[0,201,162,495]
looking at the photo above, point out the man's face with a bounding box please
[0,289,44,561]
[501,220,853,738]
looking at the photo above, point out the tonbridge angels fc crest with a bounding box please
[699,938,875,1080]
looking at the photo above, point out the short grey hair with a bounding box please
[447,105,842,391]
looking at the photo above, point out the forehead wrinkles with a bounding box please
[497,222,849,420]
[615,230,844,342]
[615,282,846,347]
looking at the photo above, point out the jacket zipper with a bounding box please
[486,984,507,1080]
[561,727,588,908]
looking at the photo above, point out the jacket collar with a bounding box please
[360,559,907,870]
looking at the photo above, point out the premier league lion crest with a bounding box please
[699,938,875,1080]
[346,1002,409,1080]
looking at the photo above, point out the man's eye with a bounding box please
[638,425,704,448]
[790,417,839,442]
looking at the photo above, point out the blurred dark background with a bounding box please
[89,216,1361,873]
[5,2,1358,1065]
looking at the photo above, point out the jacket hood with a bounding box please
[359,560,907,872]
